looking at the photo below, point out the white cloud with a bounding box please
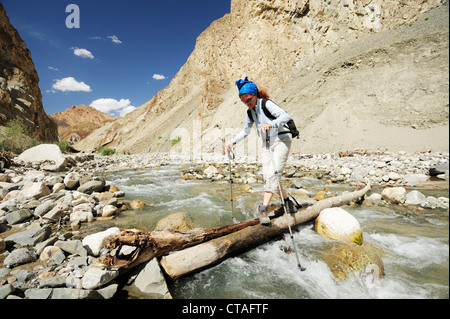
[48,66,59,71]
[90,98,136,117]
[153,74,167,80]
[73,48,94,59]
[119,105,136,117]
[52,77,92,92]
[107,35,122,44]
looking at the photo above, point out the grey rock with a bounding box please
[50,287,102,299]
[131,258,172,299]
[35,201,56,217]
[55,239,87,256]
[5,226,51,246]
[405,190,427,206]
[77,180,106,194]
[3,248,37,268]
[81,267,119,290]
[24,288,53,299]
[39,276,67,288]
[0,284,14,299]
[5,209,33,225]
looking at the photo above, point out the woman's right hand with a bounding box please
[226,142,234,151]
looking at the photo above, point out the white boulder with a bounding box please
[315,207,363,245]
[18,144,67,171]
[82,227,120,256]
[381,187,406,204]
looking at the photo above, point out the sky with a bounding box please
[2,0,230,117]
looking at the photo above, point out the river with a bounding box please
[102,162,449,299]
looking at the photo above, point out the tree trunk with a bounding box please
[101,182,370,280]
[101,219,260,269]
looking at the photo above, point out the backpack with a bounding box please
[247,98,299,139]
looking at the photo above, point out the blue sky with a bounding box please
[2,0,230,117]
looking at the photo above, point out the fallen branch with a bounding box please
[101,219,259,268]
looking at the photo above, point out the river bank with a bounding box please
[1,149,448,299]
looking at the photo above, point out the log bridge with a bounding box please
[100,182,371,280]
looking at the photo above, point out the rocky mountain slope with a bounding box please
[50,105,114,145]
[74,0,448,156]
[0,3,58,142]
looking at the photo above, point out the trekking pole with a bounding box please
[227,147,238,224]
[265,130,305,271]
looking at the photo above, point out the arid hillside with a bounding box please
[0,3,58,142]
[73,0,449,155]
[50,105,115,144]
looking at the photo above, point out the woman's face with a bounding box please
[240,94,257,109]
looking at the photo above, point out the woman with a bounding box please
[226,77,295,225]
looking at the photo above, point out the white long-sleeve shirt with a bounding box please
[231,98,292,145]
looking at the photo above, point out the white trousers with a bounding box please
[261,135,292,193]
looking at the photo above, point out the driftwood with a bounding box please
[101,182,371,280]
[101,219,260,268]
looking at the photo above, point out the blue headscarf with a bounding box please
[235,77,258,96]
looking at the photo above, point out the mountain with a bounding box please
[0,2,58,142]
[50,105,115,144]
[74,0,448,155]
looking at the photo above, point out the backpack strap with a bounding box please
[261,99,276,120]
[247,99,299,138]
[261,99,292,136]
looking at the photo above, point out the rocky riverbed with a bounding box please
[0,145,448,299]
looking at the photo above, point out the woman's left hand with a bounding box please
[261,124,272,131]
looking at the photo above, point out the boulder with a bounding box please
[35,201,57,216]
[64,172,81,189]
[70,210,94,223]
[17,144,66,172]
[154,212,196,231]
[77,180,105,194]
[204,165,219,178]
[19,182,51,200]
[39,246,63,262]
[54,240,87,256]
[3,248,37,268]
[402,174,429,185]
[101,205,120,217]
[4,226,51,246]
[81,267,119,290]
[315,207,363,245]
[321,243,385,281]
[129,258,172,299]
[130,199,147,209]
[429,162,449,176]
[5,209,33,225]
[405,190,427,206]
[381,187,406,204]
[82,227,120,256]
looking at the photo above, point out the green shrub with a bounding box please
[101,148,116,156]
[57,140,69,153]
[0,118,36,154]
[171,136,181,147]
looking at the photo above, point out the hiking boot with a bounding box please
[274,198,296,217]
[258,205,270,226]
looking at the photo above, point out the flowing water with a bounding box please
[103,163,449,299]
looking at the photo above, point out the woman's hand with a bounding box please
[261,124,272,131]
[226,141,234,151]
